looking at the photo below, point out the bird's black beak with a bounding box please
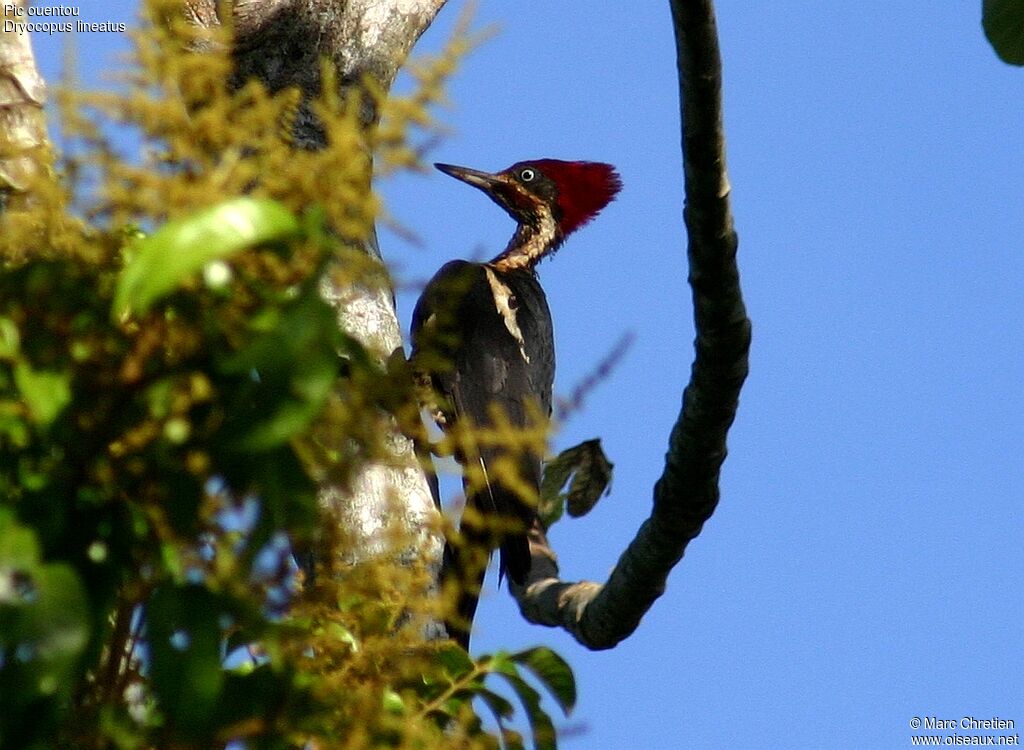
[434,163,507,194]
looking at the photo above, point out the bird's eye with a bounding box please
[519,168,536,182]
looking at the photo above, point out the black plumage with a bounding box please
[411,259,553,598]
[411,159,620,647]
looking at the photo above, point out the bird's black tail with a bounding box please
[476,450,536,588]
[441,487,532,649]
[440,531,485,650]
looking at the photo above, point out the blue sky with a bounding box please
[31,2,1023,748]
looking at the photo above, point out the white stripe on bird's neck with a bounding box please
[483,267,530,365]
[491,209,560,272]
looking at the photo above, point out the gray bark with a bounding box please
[186,0,447,572]
[0,0,49,212]
[509,0,751,649]
[188,0,447,150]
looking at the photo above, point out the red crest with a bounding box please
[528,159,622,235]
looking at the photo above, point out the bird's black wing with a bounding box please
[411,260,553,593]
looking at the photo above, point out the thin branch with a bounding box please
[553,332,634,422]
[509,0,750,649]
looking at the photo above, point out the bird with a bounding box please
[410,158,621,647]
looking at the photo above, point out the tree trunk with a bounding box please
[0,0,50,212]
[185,0,448,574]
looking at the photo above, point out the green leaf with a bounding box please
[436,642,475,680]
[147,585,228,739]
[237,447,318,555]
[539,439,613,527]
[538,455,571,529]
[211,663,316,735]
[499,727,527,750]
[476,687,515,722]
[490,664,558,750]
[476,688,522,750]
[217,291,343,452]
[113,197,301,317]
[511,647,576,716]
[0,513,90,715]
[0,317,20,360]
[382,688,406,714]
[13,362,71,426]
[983,0,1024,65]
[0,509,40,567]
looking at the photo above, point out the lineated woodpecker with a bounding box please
[411,158,621,646]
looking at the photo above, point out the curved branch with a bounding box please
[509,0,750,649]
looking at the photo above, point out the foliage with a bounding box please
[538,440,613,529]
[0,2,575,747]
[983,0,1024,65]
